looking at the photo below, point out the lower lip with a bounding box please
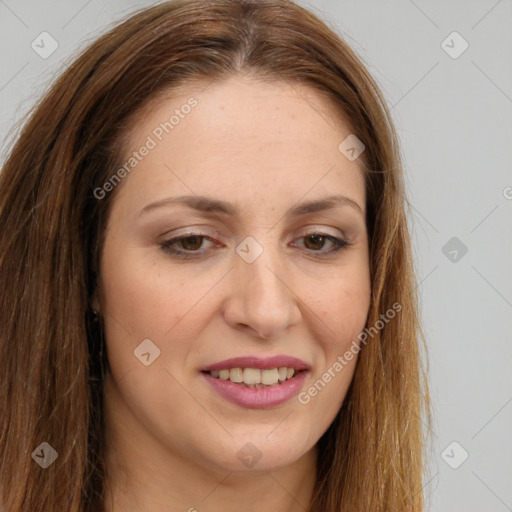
[202,371,308,409]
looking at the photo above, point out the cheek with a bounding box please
[296,279,369,425]
[99,245,203,338]
[310,263,371,348]
[98,244,230,384]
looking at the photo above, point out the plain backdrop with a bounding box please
[1,1,511,510]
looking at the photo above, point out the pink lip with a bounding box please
[201,355,310,372]
[202,371,308,409]
[201,355,310,409]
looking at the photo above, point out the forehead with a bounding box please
[113,75,366,217]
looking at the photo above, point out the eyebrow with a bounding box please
[138,193,364,218]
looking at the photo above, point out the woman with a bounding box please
[0,0,429,510]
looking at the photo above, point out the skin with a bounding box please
[95,74,371,512]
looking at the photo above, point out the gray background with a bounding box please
[1,1,511,510]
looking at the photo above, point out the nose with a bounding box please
[222,244,301,339]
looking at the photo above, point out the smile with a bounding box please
[201,355,310,408]
[206,367,300,387]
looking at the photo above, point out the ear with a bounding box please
[91,292,101,314]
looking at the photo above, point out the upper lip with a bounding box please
[202,355,310,372]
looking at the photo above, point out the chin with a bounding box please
[200,430,313,473]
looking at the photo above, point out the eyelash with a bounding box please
[159,232,350,259]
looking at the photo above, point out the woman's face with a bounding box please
[97,75,371,477]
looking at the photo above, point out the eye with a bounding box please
[293,233,350,255]
[160,234,215,258]
[173,235,204,251]
[159,231,350,259]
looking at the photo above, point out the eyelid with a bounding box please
[299,225,347,238]
[159,219,349,238]
[159,225,347,244]
[295,224,351,243]
[159,227,221,241]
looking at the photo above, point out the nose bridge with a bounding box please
[240,235,288,308]
[245,250,285,303]
[226,234,300,338]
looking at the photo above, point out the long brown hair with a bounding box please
[0,1,429,510]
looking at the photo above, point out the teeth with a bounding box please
[243,368,261,385]
[261,368,279,385]
[229,368,243,383]
[208,367,298,386]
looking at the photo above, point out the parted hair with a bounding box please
[0,1,429,510]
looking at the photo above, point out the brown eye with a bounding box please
[160,234,215,258]
[179,236,204,251]
[293,232,350,256]
[303,234,326,250]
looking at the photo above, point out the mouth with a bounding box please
[201,356,310,409]
[202,367,306,388]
